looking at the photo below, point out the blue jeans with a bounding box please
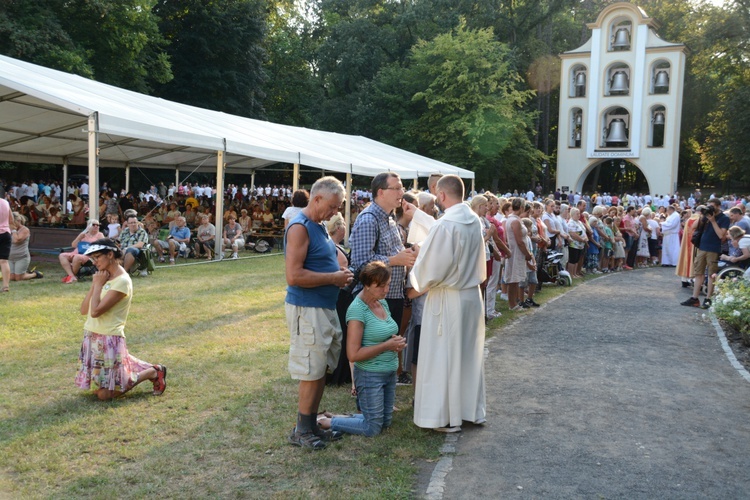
[331,366,396,437]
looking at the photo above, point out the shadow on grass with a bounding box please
[0,388,156,445]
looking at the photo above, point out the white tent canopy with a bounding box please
[0,54,475,256]
[0,54,474,179]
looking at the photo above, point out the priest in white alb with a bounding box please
[660,204,681,266]
[406,175,486,432]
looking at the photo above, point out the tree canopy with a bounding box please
[1,0,748,191]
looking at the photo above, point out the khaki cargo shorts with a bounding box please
[692,249,719,277]
[285,303,342,381]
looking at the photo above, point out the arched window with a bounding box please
[569,108,583,148]
[609,19,632,52]
[601,107,630,149]
[649,105,666,147]
[604,63,630,96]
[650,61,671,94]
[569,64,587,98]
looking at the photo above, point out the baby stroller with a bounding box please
[540,249,572,287]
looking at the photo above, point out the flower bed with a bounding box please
[713,277,750,345]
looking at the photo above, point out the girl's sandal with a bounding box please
[1,287,9,293]
[152,365,168,395]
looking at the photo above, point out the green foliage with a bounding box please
[154,0,268,118]
[263,1,322,126]
[713,277,750,336]
[0,0,171,93]
[405,22,538,186]
[644,0,750,188]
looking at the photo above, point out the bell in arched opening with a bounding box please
[654,71,669,91]
[653,111,665,126]
[575,72,586,88]
[610,71,629,94]
[605,119,628,144]
[612,28,630,50]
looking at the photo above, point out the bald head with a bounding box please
[436,175,464,209]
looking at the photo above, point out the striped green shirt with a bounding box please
[346,297,399,372]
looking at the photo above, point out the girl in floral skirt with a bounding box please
[75,238,167,401]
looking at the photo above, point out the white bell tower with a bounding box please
[556,2,686,196]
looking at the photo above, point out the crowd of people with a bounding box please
[282,173,750,449]
[2,173,749,423]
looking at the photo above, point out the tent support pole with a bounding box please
[175,167,180,191]
[292,163,299,192]
[471,178,475,198]
[251,171,256,191]
[125,164,131,194]
[62,159,69,214]
[413,178,418,190]
[344,172,352,246]
[88,113,100,220]
[214,149,225,260]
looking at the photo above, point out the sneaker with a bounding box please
[158,256,166,263]
[232,253,238,260]
[152,365,167,395]
[520,301,531,309]
[169,258,175,265]
[701,298,712,309]
[140,270,149,277]
[524,298,540,308]
[499,293,508,301]
[681,297,701,307]
[623,265,633,270]
[63,275,77,284]
[288,427,327,450]
[681,281,691,288]
[510,305,525,312]
[397,372,412,385]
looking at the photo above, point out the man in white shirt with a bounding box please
[79,181,89,200]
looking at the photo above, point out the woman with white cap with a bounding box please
[75,238,167,400]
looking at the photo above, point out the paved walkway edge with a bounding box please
[421,283,750,498]
[711,314,750,383]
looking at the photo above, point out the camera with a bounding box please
[705,206,715,217]
[342,264,364,294]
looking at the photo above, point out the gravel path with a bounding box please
[434,267,750,499]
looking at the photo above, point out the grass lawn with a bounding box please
[0,252,443,498]
[0,251,599,498]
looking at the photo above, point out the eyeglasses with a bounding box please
[384,186,405,192]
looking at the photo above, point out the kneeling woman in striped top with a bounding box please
[318,261,406,437]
